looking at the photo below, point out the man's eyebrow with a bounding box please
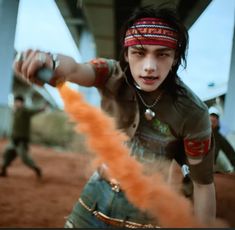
[130,46,173,52]
[155,47,173,52]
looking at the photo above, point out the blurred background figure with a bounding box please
[209,106,235,173]
[0,95,47,178]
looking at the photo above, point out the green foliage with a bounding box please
[31,110,88,153]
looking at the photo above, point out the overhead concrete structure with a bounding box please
[0,0,61,136]
[55,0,235,133]
[55,0,212,59]
[223,19,235,131]
[0,0,19,136]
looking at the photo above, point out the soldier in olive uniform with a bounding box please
[0,95,45,178]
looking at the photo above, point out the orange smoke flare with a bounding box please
[57,83,223,228]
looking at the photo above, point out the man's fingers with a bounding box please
[13,50,53,87]
[15,52,24,62]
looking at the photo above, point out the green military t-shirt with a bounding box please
[89,58,214,184]
[11,107,42,140]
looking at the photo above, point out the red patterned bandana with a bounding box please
[124,17,178,49]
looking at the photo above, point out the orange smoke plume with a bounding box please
[57,83,222,228]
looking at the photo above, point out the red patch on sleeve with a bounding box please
[90,58,109,87]
[184,138,211,157]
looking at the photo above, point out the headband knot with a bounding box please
[124,18,178,49]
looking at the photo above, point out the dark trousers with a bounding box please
[1,137,40,175]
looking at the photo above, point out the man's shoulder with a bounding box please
[176,80,208,116]
[98,62,128,95]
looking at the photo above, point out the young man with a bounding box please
[0,95,45,178]
[14,5,215,227]
[209,106,235,172]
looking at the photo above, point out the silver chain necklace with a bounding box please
[136,90,163,120]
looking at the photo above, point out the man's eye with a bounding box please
[158,53,170,57]
[132,51,144,56]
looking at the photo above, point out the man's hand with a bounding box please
[13,50,54,86]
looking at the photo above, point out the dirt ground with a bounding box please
[0,139,91,228]
[0,139,235,228]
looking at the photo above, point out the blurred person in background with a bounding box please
[0,95,47,178]
[209,106,235,173]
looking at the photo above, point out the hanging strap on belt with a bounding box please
[78,198,160,228]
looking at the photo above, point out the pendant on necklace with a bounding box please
[144,108,155,120]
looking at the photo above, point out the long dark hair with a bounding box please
[119,5,189,96]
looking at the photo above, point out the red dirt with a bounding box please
[0,139,235,227]
[0,139,90,228]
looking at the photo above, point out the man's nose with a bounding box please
[143,57,157,74]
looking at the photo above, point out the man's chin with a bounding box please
[139,85,159,92]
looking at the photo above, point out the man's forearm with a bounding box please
[54,54,96,87]
[193,182,216,225]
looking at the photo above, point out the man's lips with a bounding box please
[140,76,159,84]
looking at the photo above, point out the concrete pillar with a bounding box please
[223,10,235,132]
[0,0,19,137]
